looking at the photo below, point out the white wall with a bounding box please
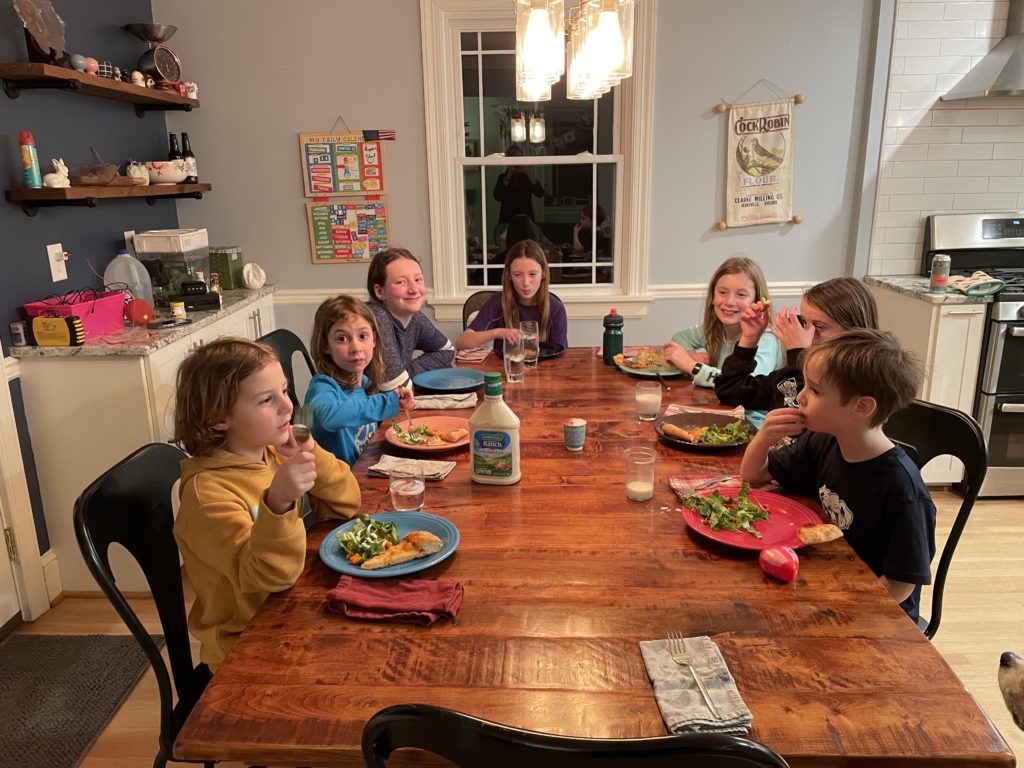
[869,0,1024,275]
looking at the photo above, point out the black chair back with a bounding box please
[362,704,789,768]
[258,328,317,410]
[73,443,213,768]
[462,290,498,329]
[885,399,988,639]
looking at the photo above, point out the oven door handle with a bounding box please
[1012,327,1024,337]
[1000,404,1024,413]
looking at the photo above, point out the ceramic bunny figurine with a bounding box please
[43,158,70,188]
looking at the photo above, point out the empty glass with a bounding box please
[520,320,540,368]
[292,404,314,443]
[625,446,657,501]
[504,335,525,383]
[390,464,425,511]
[635,381,662,421]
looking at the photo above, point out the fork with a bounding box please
[667,631,722,720]
[689,475,734,493]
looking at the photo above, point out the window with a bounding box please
[421,0,654,322]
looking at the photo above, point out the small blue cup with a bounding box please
[563,418,587,451]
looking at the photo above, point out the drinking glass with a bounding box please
[504,335,526,383]
[390,465,425,512]
[624,446,657,501]
[292,404,314,443]
[520,320,540,368]
[635,381,662,421]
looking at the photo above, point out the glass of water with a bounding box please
[520,320,540,368]
[390,464,425,512]
[635,381,662,421]
[504,335,526,383]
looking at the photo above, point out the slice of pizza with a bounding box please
[361,531,444,570]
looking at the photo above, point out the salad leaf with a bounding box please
[700,421,754,444]
[681,482,770,538]
[337,514,399,562]
[391,420,432,446]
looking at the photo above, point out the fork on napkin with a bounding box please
[367,455,457,481]
[639,635,752,734]
[414,392,478,410]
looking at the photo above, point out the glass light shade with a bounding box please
[529,114,546,143]
[515,0,564,94]
[510,114,527,143]
[516,74,552,102]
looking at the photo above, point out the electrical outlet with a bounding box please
[47,243,67,282]
[123,229,136,256]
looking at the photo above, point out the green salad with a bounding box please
[337,514,399,564]
[700,421,755,444]
[681,482,770,538]
[391,420,432,446]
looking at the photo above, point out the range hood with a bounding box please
[942,0,1024,99]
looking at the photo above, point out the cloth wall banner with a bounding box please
[725,99,794,228]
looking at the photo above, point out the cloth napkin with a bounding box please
[367,455,457,481]
[595,345,649,358]
[668,473,780,500]
[664,403,745,419]
[456,345,492,363]
[326,575,463,625]
[947,270,1005,296]
[414,392,478,410]
[639,636,752,734]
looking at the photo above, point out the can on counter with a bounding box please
[170,300,187,320]
[930,253,951,293]
[9,321,27,346]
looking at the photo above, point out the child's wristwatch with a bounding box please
[690,362,704,377]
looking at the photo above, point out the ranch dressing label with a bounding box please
[472,430,514,477]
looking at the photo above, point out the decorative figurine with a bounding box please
[242,263,267,290]
[42,158,70,188]
[145,76,155,88]
[84,56,98,74]
[69,53,87,71]
[126,161,149,186]
[183,81,198,100]
[130,70,144,86]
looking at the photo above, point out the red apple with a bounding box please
[759,546,799,582]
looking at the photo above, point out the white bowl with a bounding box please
[145,160,188,184]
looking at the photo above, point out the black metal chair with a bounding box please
[462,290,498,329]
[73,443,213,768]
[885,399,988,640]
[361,704,790,768]
[258,328,316,410]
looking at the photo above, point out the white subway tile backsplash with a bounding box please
[994,144,1024,159]
[880,178,927,195]
[877,195,891,211]
[894,39,941,56]
[891,74,939,92]
[874,242,920,260]
[957,159,1023,175]
[884,226,925,243]
[891,57,906,76]
[899,2,945,19]
[987,177,1024,192]
[927,143,993,159]
[896,126,964,143]
[930,109,998,125]
[891,159,959,176]
[895,21,910,38]
[937,73,970,90]
[944,2,1005,21]
[885,143,930,161]
[889,193,955,209]
[939,37,996,55]
[899,91,943,110]
[975,18,1007,37]
[996,110,1024,125]
[925,176,990,192]
[907,19,977,36]
[903,55,973,74]
[887,109,933,127]
[963,126,1024,142]
[953,192,1019,208]
[881,161,895,178]
[875,211,932,228]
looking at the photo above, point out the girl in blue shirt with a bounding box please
[305,295,415,466]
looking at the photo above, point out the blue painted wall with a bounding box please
[1,0,178,552]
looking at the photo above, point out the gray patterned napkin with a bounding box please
[639,636,752,735]
[414,393,478,410]
[367,455,457,481]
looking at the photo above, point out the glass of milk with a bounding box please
[635,381,662,421]
[624,447,657,501]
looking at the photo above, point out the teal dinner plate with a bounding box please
[615,358,685,378]
[319,512,460,578]
[413,368,485,393]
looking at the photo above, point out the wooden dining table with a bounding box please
[175,348,1015,767]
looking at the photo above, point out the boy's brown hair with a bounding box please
[173,337,278,456]
[802,329,921,427]
[310,294,385,392]
[366,247,420,301]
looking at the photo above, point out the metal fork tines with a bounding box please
[687,475,733,494]
[667,631,722,720]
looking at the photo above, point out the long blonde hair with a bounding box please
[310,295,385,393]
[702,256,771,364]
[501,240,551,341]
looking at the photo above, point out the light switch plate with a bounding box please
[47,243,67,282]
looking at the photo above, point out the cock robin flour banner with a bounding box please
[725,99,794,227]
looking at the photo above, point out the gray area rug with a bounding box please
[0,633,162,768]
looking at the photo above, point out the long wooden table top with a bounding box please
[175,348,1014,767]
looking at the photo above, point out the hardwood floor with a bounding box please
[13,491,1022,766]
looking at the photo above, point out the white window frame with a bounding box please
[419,0,657,322]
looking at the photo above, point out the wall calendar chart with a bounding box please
[306,198,390,264]
[299,131,392,197]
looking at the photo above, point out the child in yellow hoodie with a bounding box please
[172,337,361,671]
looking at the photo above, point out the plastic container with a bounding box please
[24,289,126,340]
[19,131,42,188]
[469,372,521,485]
[134,228,210,304]
[602,308,623,365]
[104,249,154,307]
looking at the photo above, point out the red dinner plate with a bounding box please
[680,489,823,551]
[384,416,470,452]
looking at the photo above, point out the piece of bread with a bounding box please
[441,428,468,443]
[663,423,707,443]
[797,523,843,545]
[361,531,444,570]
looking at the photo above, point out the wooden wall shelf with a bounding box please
[0,63,200,117]
[6,184,212,216]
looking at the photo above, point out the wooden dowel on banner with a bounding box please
[713,102,730,114]
[715,220,728,230]
[793,94,805,105]
[791,215,802,224]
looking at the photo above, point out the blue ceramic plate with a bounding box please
[413,368,485,393]
[319,512,460,578]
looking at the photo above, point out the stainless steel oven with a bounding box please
[922,212,1024,497]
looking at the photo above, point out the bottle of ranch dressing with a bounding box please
[470,372,521,485]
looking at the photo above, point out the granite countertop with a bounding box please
[863,275,993,305]
[12,286,276,358]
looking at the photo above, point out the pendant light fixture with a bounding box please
[515,0,635,102]
[510,113,527,143]
[529,113,546,143]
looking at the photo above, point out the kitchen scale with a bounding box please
[124,23,183,89]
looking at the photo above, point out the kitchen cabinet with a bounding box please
[868,283,987,483]
[12,290,274,595]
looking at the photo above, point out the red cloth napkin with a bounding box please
[325,575,463,625]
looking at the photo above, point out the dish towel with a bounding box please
[367,455,457,481]
[326,575,464,625]
[946,270,1005,296]
[639,636,752,734]
[415,393,479,410]
[664,403,746,419]
[456,345,492,363]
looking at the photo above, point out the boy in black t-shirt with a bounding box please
[740,329,935,623]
